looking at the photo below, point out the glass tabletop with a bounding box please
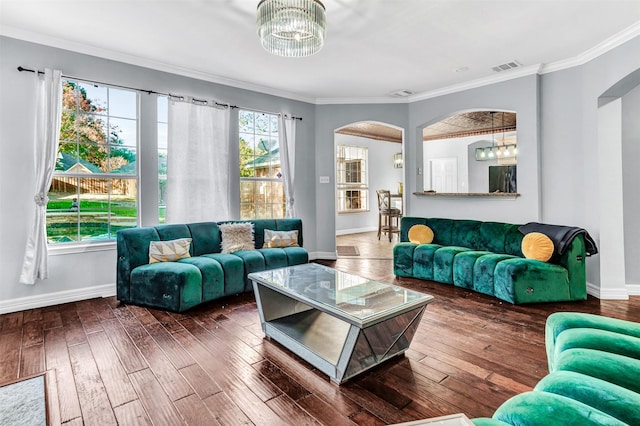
[248,263,433,322]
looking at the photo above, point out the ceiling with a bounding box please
[1,1,639,103]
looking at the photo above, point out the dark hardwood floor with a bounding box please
[2,232,639,425]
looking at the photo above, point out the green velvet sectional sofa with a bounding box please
[393,217,588,304]
[116,219,308,312]
[473,312,640,426]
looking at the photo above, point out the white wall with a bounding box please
[622,84,640,285]
[334,133,403,235]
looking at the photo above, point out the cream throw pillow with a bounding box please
[219,222,255,253]
[263,229,299,248]
[149,238,192,263]
[521,232,555,262]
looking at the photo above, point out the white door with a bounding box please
[429,158,458,192]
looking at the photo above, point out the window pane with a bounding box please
[240,155,255,177]
[79,178,110,241]
[76,114,107,144]
[239,110,254,133]
[158,122,167,150]
[47,179,79,243]
[157,96,168,123]
[79,83,108,114]
[109,147,136,174]
[240,181,255,204]
[255,114,270,135]
[110,117,137,147]
[77,142,107,172]
[108,88,137,119]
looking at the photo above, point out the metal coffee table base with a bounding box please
[253,284,427,384]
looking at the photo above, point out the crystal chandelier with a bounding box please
[257,0,327,57]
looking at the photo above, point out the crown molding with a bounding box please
[540,21,640,74]
[407,64,544,103]
[0,25,316,104]
[3,22,638,106]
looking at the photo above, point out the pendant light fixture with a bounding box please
[475,111,518,161]
[257,0,327,57]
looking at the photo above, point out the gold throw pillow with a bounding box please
[521,232,554,262]
[408,224,434,244]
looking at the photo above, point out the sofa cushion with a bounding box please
[522,232,554,262]
[492,391,627,426]
[534,371,640,426]
[282,246,310,265]
[433,246,472,284]
[472,254,518,296]
[130,262,202,312]
[149,238,192,263]
[393,242,417,277]
[155,224,192,242]
[453,250,492,289]
[178,256,225,301]
[412,244,442,280]
[494,258,570,304]
[554,348,640,394]
[233,250,267,291]
[477,222,512,253]
[202,253,245,295]
[258,248,289,269]
[553,327,640,362]
[425,218,454,246]
[219,222,255,253]
[187,222,221,256]
[451,220,482,249]
[545,312,640,371]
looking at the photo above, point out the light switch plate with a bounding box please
[319,176,330,184]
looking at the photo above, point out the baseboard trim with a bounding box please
[0,283,116,314]
[310,251,337,260]
[336,226,378,236]
[586,281,630,300]
[626,284,640,296]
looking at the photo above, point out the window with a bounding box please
[238,110,285,219]
[47,80,138,243]
[337,145,368,213]
[157,96,168,223]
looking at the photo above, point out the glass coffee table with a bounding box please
[249,263,434,384]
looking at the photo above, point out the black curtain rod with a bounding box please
[17,66,239,110]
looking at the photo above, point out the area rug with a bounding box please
[337,245,360,256]
[0,374,46,426]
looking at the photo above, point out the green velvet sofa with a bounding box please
[116,219,309,312]
[393,217,588,304]
[472,312,640,426]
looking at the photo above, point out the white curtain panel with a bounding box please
[279,115,296,218]
[19,69,63,285]
[166,101,230,223]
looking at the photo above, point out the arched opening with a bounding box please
[333,121,405,258]
[419,109,518,194]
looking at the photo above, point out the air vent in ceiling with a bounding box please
[492,60,522,72]
[389,89,414,97]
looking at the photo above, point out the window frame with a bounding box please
[238,109,286,220]
[47,78,140,247]
[336,145,369,214]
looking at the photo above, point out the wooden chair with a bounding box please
[376,189,402,242]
